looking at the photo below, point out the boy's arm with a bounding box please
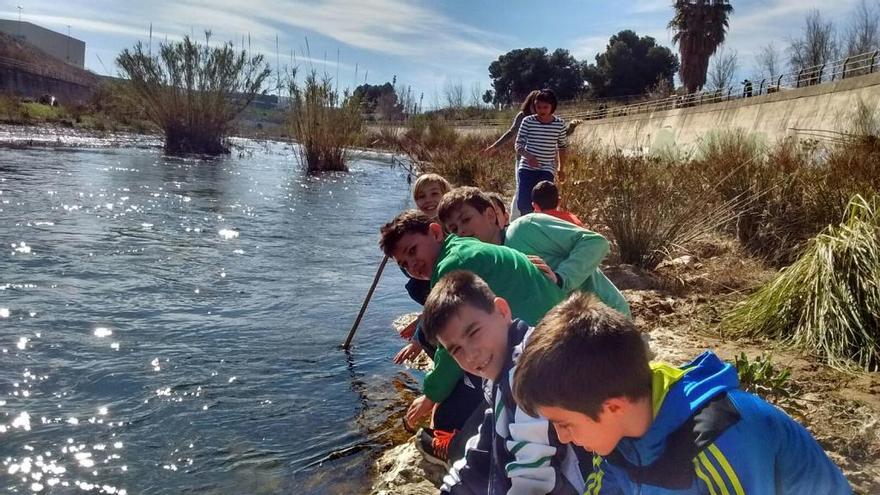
[423,346,465,404]
[441,405,494,494]
[508,216,609,294]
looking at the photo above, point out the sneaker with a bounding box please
[415,428,456,467]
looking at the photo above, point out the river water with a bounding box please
[0,136,420,494]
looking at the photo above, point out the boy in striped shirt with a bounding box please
[514,89,568,216]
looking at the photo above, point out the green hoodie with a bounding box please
[505,213,630,317]
[422,235,566,402]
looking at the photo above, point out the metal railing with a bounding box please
[566,49,880,122]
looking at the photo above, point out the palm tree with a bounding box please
[669,0,735,93]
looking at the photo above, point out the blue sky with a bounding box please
[0,0,868,106]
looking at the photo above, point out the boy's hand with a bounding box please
[405,395,435,429]
[393,341,423,364]
[527,255,558,285]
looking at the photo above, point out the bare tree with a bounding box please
[443,80,465,109]
[756,42,781,78]
[708,49,739,89]
[469,81,484,107]
[845,0,880,56]
[789,10,838,72]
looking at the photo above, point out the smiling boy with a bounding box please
[422,271,585,494]
[513,293,852,495]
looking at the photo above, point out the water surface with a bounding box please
[0,139,419,493]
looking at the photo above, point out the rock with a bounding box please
[603,264,658,290]
[657,255,696,269]
[371,439,446,495]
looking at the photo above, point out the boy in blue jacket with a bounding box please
[512,293,852,495]
[422,270,584,494]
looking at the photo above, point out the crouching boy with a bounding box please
[423,270,585,494]
[513,293,852,495]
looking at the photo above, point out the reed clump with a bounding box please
[116,33,271,155]
[288,71,362,173]
[723,195,880,371]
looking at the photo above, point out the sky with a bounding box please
[0,0,870,106]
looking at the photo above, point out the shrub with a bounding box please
[724,195,880,370]
[116,33,271,155]
[288,71,362,173]
[566,149,742,269]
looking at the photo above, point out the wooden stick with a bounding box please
[342,255,390,350]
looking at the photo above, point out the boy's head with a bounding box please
[534,89,558,116]
[531,180,559,212]
[422,271,512,381]
[412,173,452,219]
[379,209,444,280]
[513,293,652,455]
[437,187,502,244]
[486,192,510,227]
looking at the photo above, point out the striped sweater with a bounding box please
[441,320,585,495]
[515,115,567,173]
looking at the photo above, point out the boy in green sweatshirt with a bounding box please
[437,186,630,317]
[379,209,567,464]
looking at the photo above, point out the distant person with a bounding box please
[514,89,568,217]
[513,293,852,495]
[531,180,584,227]
[379,209,567,466]
[742,79,753,98]
[421,271,586,494]
[481,89,540,220]
[437,186,629,317]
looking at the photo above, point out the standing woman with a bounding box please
[481,89,540,220]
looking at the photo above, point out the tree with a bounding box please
[482,89,494,105]
[582,30,679,98]
[845,0,880,56]
[756,43,781,78]
[669,0,735,93]
[708,49,739,89]
[789,10,838,72]
[116,33,270,155]
[443,80,465,109]
[353,82,396,112]
[488,47,584,105]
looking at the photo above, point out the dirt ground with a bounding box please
[369,236,880,494]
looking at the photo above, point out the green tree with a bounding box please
[669,0,735,93]
[488,47,584,105]
[117,33,270,155]
[583,30,680,98]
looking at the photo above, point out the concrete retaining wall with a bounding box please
[570,72,880,153]
[0,67,94,104]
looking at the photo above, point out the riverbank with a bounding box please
[368,235,880,494]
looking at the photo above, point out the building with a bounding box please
[0,19,85,68]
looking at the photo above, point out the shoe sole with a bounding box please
[414,439,450,469]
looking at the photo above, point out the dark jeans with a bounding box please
[515,167,555,215]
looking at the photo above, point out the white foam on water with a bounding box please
[93,328,112,338]
[218,228,239,240]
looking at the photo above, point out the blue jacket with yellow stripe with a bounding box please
[585,352,851,495]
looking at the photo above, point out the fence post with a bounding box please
[758,79,765,95]
[872,50,880,74]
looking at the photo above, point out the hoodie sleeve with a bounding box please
[507,215,609,294]
[423,346,464,404]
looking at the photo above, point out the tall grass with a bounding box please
[399,117,514,193]
[565,149,743,269]
[117,33,270,155]
[724,195,880,370]
[288,71,362,173]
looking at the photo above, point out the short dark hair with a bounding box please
[422,270,497,345]
[486,192,508,216]
[535,89,558,113]
[513,293,651,420]
[437,187,495,224]
[379,209,433,257]
[531,180,559,210]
